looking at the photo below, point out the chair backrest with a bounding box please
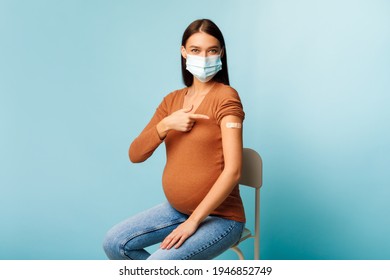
[239,148,263,189]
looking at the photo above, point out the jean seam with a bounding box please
[181,221,243,260]
[120,217,186,259]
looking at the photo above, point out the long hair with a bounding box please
[181,19,230,87]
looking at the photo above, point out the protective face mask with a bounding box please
[185,53,222,83]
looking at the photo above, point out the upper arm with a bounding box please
[220,115,243,177]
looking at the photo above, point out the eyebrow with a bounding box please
[188,45,220,49]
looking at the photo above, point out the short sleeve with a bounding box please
[215,88,245,125]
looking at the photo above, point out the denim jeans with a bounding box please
[103,202,245,260]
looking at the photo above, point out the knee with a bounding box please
[102,229,124,260]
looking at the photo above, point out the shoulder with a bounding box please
[214,83,241,100]
[213,83,242,102]
[157,87,187,112]
[164,87,187,100]
[160,87,187,103]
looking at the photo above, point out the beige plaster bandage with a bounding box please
[226,122,242,129]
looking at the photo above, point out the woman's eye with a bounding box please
[209,49,218,54]
[191,49,199,53]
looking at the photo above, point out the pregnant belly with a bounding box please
[162,166,220,214]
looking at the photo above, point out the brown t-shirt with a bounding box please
[129,82,246,222]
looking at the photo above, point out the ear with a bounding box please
[181,46,187,59]
[220,47,225,58]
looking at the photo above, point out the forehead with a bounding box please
[185,32,221,48]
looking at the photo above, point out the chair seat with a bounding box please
[239,228,252,242]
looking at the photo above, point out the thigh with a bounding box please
[103,202,188,258]
[147,216,245,260]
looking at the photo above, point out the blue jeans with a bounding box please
[103,202,245,260]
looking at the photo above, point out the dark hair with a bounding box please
[181,19,230,87]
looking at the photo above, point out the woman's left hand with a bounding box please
[160,219,199,250]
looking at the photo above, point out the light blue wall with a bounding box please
[0,0,389,259]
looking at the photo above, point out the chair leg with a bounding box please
[230,246,245,260]
[254,190,260,260]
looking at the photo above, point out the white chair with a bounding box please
[230,148,263,260]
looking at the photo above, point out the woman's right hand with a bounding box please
[156,106,209,139]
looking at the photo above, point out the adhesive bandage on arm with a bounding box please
[226,122,242,129]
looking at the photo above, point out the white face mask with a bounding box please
[185,53,222,83]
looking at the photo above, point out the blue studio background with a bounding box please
[1,0,389,260]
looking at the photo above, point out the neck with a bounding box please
[190,79,216,95]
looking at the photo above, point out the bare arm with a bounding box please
[161,115,243,249]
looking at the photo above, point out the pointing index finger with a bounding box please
[189,114,210,120]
